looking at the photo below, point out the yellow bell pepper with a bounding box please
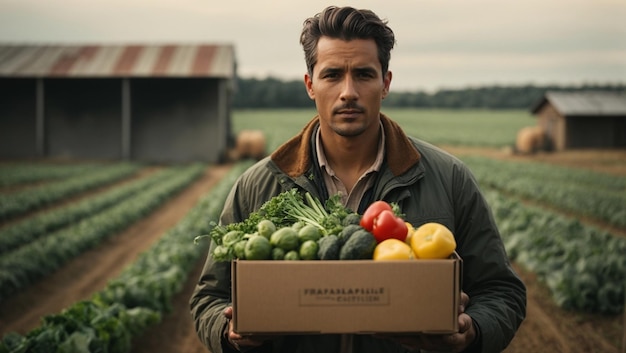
[404,222,415,245]
[410,222,456,259]
[373,238,415,260]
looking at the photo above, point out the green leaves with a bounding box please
[0,163,142,221]
[0,162,252,352]
[0,164,206,301]
[486,190,626,314]
[0,167,189,254]
[207,189,357,261]
[463,155,626,229]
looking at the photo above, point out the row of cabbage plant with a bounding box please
[0,162,250,353]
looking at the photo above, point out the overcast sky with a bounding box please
[0,0,624,92]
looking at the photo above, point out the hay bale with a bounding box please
[516,126,546,154]
[235,130,266,160]
[516,127,535,154]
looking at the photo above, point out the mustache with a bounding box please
[333,102,365,114]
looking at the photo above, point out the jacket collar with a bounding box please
[271,113,421,178]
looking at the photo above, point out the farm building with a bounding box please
[530,91,626,151]
[0,44,236,163]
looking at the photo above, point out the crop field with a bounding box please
[233,108,533,151]
[0,109,625,352]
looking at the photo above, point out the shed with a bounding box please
[530,91,626,151]
[0,43,236,163]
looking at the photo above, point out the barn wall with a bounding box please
[612,117,626,147]
[567,116,626,148]
[131,78,224,163]
[0,79,37,158]
[537,104,565,150]
[46,79,122,159]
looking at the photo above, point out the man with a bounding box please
[190,6,526,353]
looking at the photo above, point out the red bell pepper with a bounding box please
[371,209,408,243]
[360,200,392,231]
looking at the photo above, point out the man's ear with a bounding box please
[382,70,392,99]
[304,73,315,100]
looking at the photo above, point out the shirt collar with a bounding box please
[316,121,386,176]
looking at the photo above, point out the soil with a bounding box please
[0,150,624,353]
[0,165,229,353]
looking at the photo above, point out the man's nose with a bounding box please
[340,76,358,101]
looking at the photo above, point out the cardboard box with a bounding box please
[232,256,461,335]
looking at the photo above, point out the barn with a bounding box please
[530,91,626,151]
[0,44,236,163]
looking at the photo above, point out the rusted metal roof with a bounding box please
[531,91,626,116]
[0,44,236,78]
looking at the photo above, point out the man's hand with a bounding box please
[223,306,272,351]
[377,292,478,352]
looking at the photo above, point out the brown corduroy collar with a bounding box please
[270,113,421,178]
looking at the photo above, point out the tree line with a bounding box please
[232,77,625,110]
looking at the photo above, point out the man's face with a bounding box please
[304,37,392,137]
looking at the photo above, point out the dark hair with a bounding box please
[300,6,396,76]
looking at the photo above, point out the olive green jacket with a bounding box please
[189,114,526,353]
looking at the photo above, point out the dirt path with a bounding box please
[0,165,231,337]
[505,265,622,353]
[132,253,209,353]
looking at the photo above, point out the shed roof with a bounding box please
[0,44,236,78]
[531,91,626,116]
